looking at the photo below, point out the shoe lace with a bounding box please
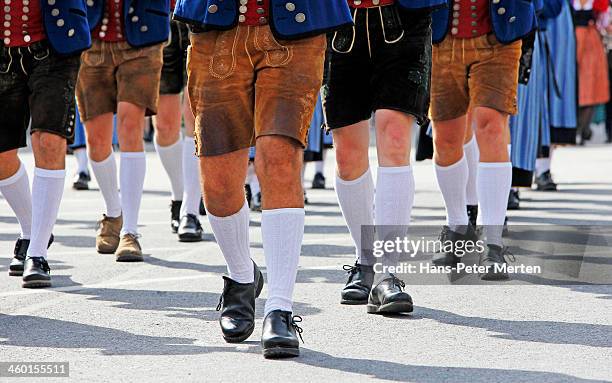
[504,248,516,263]
[32,258,51,274]
[343,263,359,282]
[216,283,229,311]
[343,263,359,274]
[14,238,24,255]
[291,315,304,343]
[389,273,405,290]
[483,247,515,264]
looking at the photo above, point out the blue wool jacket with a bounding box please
[21,0,92,55]
[86,0,170,47]
[395,0,447,9]
[432,0,538,44]
[173,0,353,40]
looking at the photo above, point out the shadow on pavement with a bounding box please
[416,307,612,348]
[297,349,608,383]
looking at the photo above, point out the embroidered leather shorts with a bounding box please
[322,5,433,129]
[187,25,326,156]
[76,40,164,122]
[430,34,522,121]
[0,41,80,152]
[160,20,190,95]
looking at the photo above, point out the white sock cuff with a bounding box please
[155,136,182,151]
[0,162,26,186]
[208,202,249,222]
[184,136,195,145]
[377,165,413,174]
[335,168,372,186]
[34,168,65,179]
[463,136,476,149]
[478,162,512,169]
[120,152,146,159]
[262,208,305,217]
[435,155,467,172]
[90,152,115,166]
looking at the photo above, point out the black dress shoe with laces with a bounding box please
[479,244,514,281]
[261,310,303,359]
[432,225,478,267]
[507,189,520,210]
[72,171,91,190]
[178,214,203,242]
[9,235,54,277]
[170,200,182,233]
[22,257,51,288]
[216,262,264,343]
[199,198,207,216]
[311,172,326,189]
[367,274,413,314]
[467,205,478,227]
[340,263,374,305]
[535,170,558,191]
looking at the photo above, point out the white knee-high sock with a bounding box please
[464,136,479,206]
[263,208,304,315]
[27,168,65,259]
[208,202,254,283]
[90,153,121,218]
[375,166,415,274]
[155,137,184,201]
[0,163,32,239]
[180,137,201,217]
[335,169,375,265]
[120,152,146,236]
[434,156,469,229]
[74,148,89,174]
[478,162,512,247]
[315,150,326,174]
[246,162,261,197]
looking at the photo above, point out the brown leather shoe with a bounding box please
[96,214,122,254]
[115,234,143,262]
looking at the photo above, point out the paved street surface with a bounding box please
[1,142,611,383]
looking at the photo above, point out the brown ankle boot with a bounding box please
[115,233,143,262]
[96,214,122,254]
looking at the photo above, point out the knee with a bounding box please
[335,144,367,180]
[0,150,20,178]
[33,132,66,169]
[255,139,301,181]
[474,114,506,144]
[154,115,179,143]
[117,116,144,148]
[433,132,464,155]
[377,120,411,165]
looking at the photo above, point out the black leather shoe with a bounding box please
[216,262,264,343]
[467,205,478,227]
[170,200,182,233]
[178,214,203,242]
[479,244,514,281]
[9,235,54,277]
[507,189,520,210]
[22,257,51,288]
[367,274,413,314]
[535,171,558,191]
[72,171,90,190]
[245,184,252,208]
[340,263,374,305]
[261,310,303,359]
[432,225,478,267]
[199,198,207,216]
[312,172,326,189]
[251,192,262,212]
